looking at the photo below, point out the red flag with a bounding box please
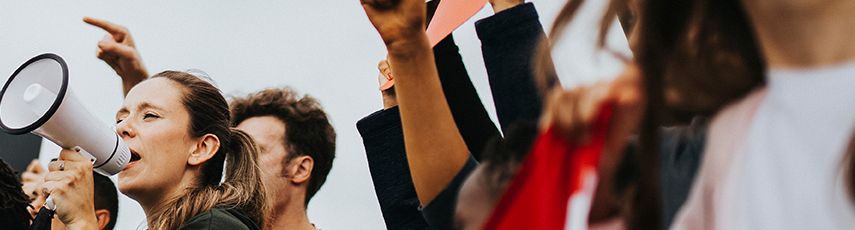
[481,105,613,230]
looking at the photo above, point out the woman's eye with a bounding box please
[116,119,124,124]
[144,113,159,119]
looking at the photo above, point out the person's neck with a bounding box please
[266,191,315,230]
[139,171,200,225]
[742,0,855,68]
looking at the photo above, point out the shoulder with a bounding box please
[178,208,260,230]
[671,87,767,229]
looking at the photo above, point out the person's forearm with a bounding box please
[121,68,147,97]
[387,34,470,206]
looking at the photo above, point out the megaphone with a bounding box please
[0,53,130,176]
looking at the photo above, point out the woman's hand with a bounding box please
[43,149,99,230]
[83,17,149,97]
[541,64,644,146]
[377,59,398,109]
[361,0,428,49]
[539,64,645,221]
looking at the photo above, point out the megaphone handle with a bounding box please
[45,196,56,211]
[45,147,95,212]
[72,146,97,163]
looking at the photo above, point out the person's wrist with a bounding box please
[489,0,523,13]
[122,68,148,82]
[381,88,397,109]
[385,33,430,57]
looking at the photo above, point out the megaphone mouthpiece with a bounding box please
[23,83,57,117]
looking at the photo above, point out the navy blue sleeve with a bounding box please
[420,156,479,230]
[357,107,434,230]
[475,3,551,132]
[435,34,501,161]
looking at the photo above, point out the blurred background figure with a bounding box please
[22,159,119,230]
[0,158,31,230]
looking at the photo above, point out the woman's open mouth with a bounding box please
[125,149,141,170]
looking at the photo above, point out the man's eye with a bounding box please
[116,119,123,124]
[144,114,159,119]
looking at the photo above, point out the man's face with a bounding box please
[236,116,292,192]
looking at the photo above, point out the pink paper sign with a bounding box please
[426,0,489,47]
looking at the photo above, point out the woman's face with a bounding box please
[115,78,198,203]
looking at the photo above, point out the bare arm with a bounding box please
[362,0,470,206]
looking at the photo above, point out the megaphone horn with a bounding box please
[0,53,130,177]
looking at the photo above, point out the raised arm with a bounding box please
[362,0,470,206]
[84,17,148,97]
[476,1,554,132]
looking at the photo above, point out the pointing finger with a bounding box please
[83,17,127,41]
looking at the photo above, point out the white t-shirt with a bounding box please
[672,60,855,229]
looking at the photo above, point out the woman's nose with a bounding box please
[116,120,135,138]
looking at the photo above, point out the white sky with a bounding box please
[0,0,627,229]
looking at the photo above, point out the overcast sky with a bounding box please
[0,1,627,229]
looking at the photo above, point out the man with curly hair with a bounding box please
[230,88,336,230]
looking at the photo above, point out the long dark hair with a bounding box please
[536,0,662,229]
[638,0,855,218]
[537,0,767,228]
[145,71,269,230]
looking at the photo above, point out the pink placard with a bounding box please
[426,0,488,47]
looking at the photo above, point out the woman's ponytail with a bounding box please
[221,127,269,227]
[144,71,269,230]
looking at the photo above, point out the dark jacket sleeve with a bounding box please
[177,209,258,230]
[357,107,434,230]
[357,34,501,230]
[476,3,551,132]
[435,34,501,161]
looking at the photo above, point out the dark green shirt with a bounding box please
[177,208,260,230]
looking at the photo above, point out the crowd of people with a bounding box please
[2,0,855,229]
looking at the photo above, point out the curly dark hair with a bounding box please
[230,87,336,206]
[0,158,31,230]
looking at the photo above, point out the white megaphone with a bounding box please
[0,54,130,210]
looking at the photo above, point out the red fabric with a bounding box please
[481,105,613,230]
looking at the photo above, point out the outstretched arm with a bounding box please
[84,17,148,97]
[477,1,554,132]
[362,0,470,206]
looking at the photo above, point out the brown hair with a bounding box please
[230,87,336,206]
[845,134,855,204]
[538,0,765,228]
[93,173,118,230]
[145,71,269,230]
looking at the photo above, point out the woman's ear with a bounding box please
[189,134,220,165]
[94,209,111,230]
[290,156,314,184]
